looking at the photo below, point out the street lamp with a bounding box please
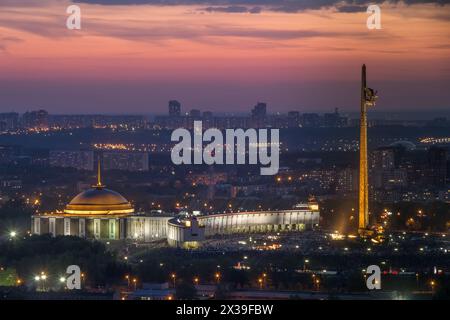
[258,278,263,289]
[133,278,137,290]
[34,275,41,290]
[40,272,47,291]
[215,272,221,284]
[171,273,176,287]
[59,276,66,290]
[194,277,199,285]
[34,273,47,291]
[9,231,17,238]
[430,280,436,293]
[303,259,309,271]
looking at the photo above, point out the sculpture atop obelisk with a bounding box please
[358,64,377,236]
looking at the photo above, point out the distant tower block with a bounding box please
[358,65,377,236]
[168,100,181,116]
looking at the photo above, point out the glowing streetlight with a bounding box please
[261,273,267,287]
[39,272,47,291]
[430,280,436,293]
[315,278,320,291]
[59,277,66,283]
[171,273,176,287]
[215,272,221,284]
[9,231,17,238]
[194,277,199,285]
[81,272,86,286]
[34,273,47,291]
[303,259,310,271]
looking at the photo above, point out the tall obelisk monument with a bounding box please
[358,64,377,236]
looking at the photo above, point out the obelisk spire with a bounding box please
[358,64,377,237]
[358,65,369,234]
[95,155,104,188]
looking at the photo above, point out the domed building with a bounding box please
[31,161,320,246]
[32,162,134,240]
[64,176,134,216]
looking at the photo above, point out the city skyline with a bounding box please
[0,0,449,113]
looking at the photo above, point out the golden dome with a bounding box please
[65,187,134,215]
[64,159,134,216]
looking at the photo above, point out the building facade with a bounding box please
[32,166,321,246]
[198,204,320,236]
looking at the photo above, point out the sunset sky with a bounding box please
[0,0,449,114]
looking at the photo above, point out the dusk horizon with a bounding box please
[1,0,449,113]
